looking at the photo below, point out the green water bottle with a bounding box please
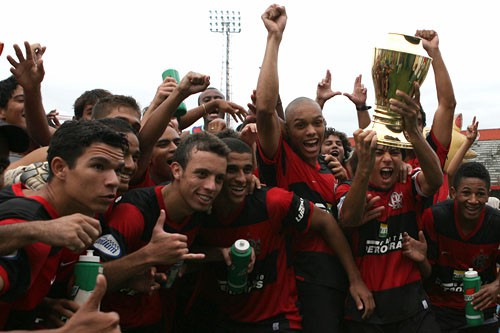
[72,250,103,305]
[162,68,187,117]
[227,239,252,294]
[463,268,484,326]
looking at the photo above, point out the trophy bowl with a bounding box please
[369,33,432,149]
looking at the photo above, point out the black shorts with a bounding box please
[344,308,441,333]
[215,314,300,333]
[296,279,346,333]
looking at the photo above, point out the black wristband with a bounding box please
[356,105,372,111]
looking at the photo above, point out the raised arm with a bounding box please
[255,4,287,160]
[416,30,456,148]
[178,99,247,131]
[7,42,52,146]
[391,86,443,195]
[315,69,341,109]
[447,117,478,187]
[141,76,178,126]
[343,75,372,129]
[131,72,209,185]
[338,129,378,228]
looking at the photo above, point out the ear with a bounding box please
[450,186,456,199]
[0,108,7,121]
[50,157,68,180]
[170,161,183,180]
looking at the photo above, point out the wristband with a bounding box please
[356,105,372,112]
[201,103,207,116]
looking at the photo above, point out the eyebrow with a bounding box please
[89,156,125,168]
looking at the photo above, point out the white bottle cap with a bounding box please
[79,249,100,262]
[464,268,478,278]
[234,239,250,253]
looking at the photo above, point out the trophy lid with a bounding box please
[377,33,429,58]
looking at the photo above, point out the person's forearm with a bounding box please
[428,48,456,148]
[178,105,206,130]
[417,259,432,279]
[357,110,371,129]
[256,34,281,116]
[255,33,283,159]
[23,85,52,146]
[103,248,154,292]
[0,222,42,255]
[316,214,363,283]
[339,168,370,228]
[446,139,473,183]
[411,133,443,194]
[132,89,187,185]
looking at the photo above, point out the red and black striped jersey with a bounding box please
[423,200,500,311]
[257,135,347,289]
[197,187,313,328]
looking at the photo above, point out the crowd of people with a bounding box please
[0,4,499,333]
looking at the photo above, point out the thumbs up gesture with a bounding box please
[144,210,205,266]
[61,274,121,333]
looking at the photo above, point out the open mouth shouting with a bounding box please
[380,167,393,180]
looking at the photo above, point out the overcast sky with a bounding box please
[1,0,498,136]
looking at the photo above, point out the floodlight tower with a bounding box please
[209,9,241,127]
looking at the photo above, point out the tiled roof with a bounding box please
[460,128,500,141]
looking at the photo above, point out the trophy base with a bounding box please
[365,122,413,150]
[364,106,413,149]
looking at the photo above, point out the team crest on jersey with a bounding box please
[388,192,403,210]
[93,234,121,258]
[472,253,489,270]
[248,238,261,256]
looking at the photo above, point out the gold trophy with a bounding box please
[370,33,432,149]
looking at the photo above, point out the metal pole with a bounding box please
[225,27,231,126]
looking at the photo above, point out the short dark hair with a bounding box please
[91,95,141,121]
[324,127,352,161]
[453,162,490,190]
[216,128,239,140]
[73,89,112,120]
[0,76,18,109]
[221,137,252,155]
[173,132,230,169]
[47,120,128,180]
[96,117,135,135]
[419,104,427,128]
[197,87,224,106]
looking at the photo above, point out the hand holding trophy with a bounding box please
[370,33,432,149]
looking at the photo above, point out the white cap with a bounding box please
[233,239,250,253]
[79,249,100,262]
[464,268,478,278]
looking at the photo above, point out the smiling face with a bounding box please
[370,145,403,190]
[171,149,227,212]
[221,152,254,205]
[451,177,489,224]
[322,134,345,162]
[285,100,325,166]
